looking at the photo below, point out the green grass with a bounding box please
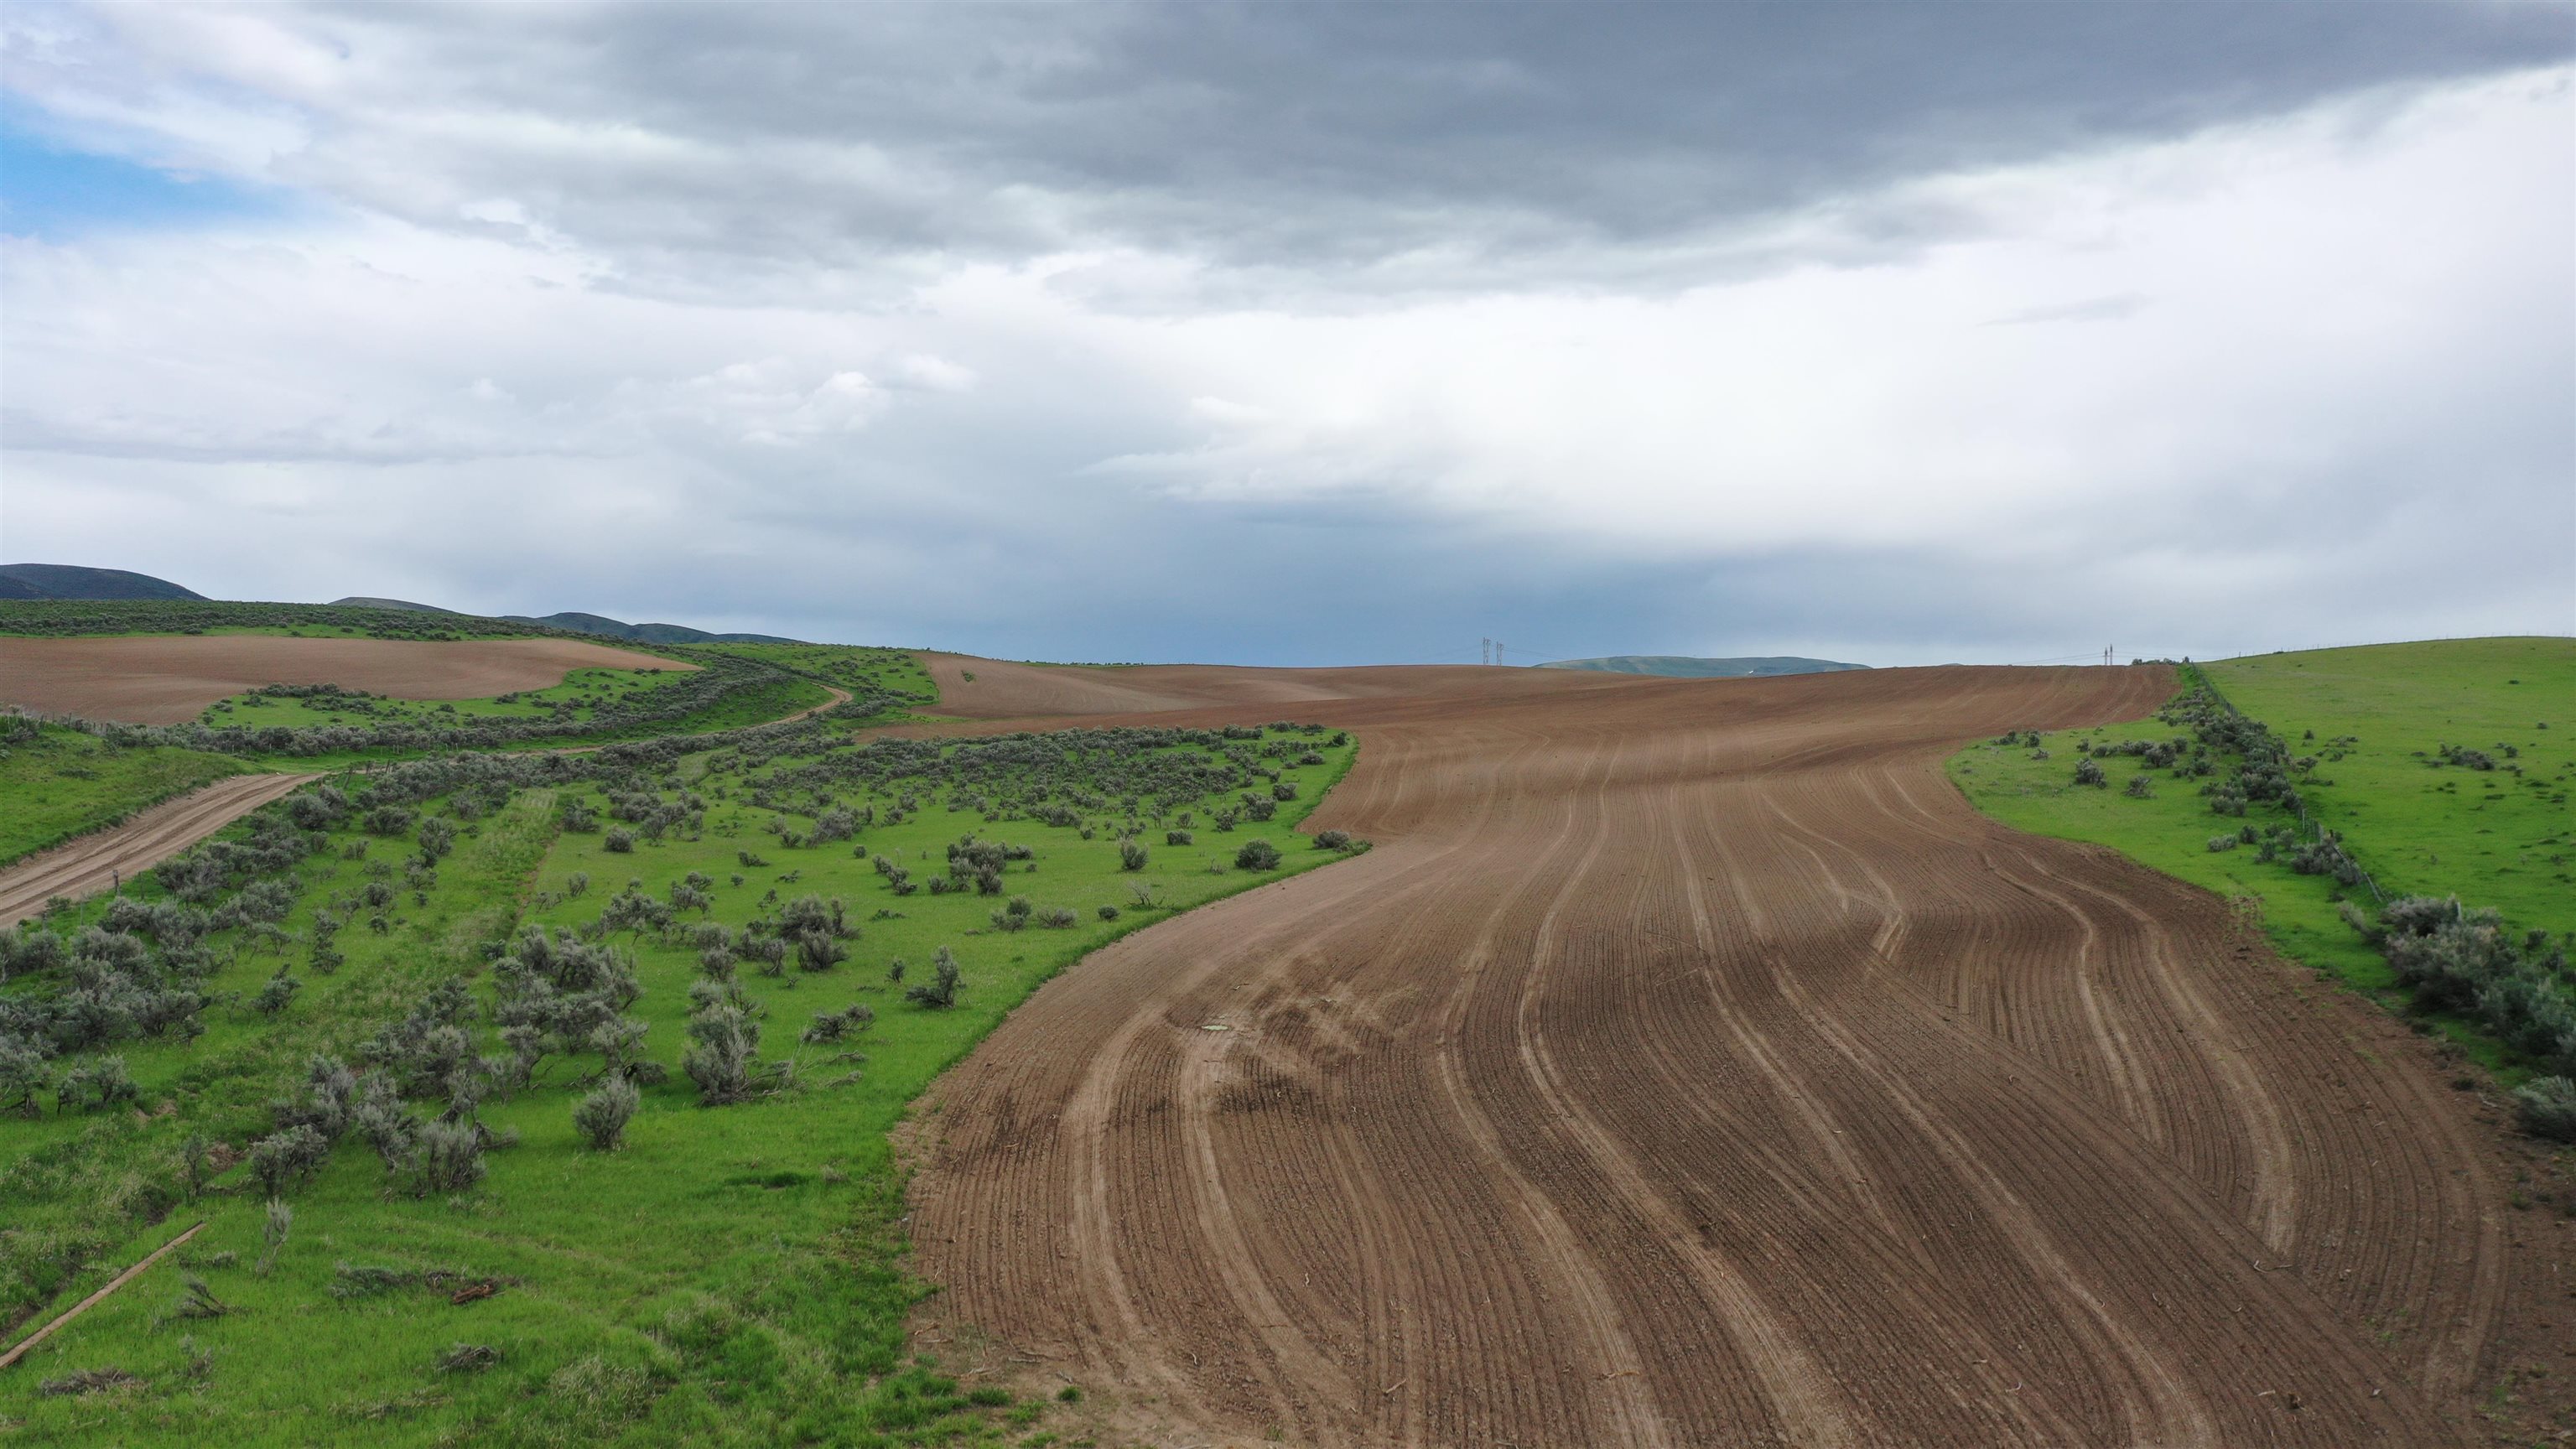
[1950,637,2575,1072]
[0,724,256,867]
[230,672,839,771]
[2,723,1361,1445]
[1950,712,2413,1029]
[203,667,691,730]
[693,643,937,707]
[2205,638,2573,943]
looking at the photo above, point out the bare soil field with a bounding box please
[0,772,319,926]
[920,652,1586,719]
[0,636,692,724]
[906,661,2568,1447]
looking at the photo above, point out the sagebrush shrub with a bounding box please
[248,1123,330,1197]
[905,948,963,1009]
[684,1005,761,1104]
[801,1002,875,1045]
[1234,839,1282,871]
[2515,1077,2576,1143]
[56,1055,140,1114]
[410,1119,486,1196]
[254,972,303,1017]
[573,1075,641,1150]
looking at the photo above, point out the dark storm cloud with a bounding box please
[242,2,2576,291]
[2,3,2568,665]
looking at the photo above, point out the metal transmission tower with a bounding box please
[1481,637,1493,666]
[2104,644,2116,667]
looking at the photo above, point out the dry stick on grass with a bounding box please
[0,1221,207,1370]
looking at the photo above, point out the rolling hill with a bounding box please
[325,595,452,613]
[0,564,205,601]
[323,596,802,644]
[502,610,803,645]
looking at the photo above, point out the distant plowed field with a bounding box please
[0,636,693,724]
[908,661,2547,1447]
[919,652,1619,719]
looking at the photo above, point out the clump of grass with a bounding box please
[40,1366,141,1398]
[255,1198,292,1277]
[436,1343,501,1374]
[161,1275,230,1326]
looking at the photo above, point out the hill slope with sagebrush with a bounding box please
[0,565,205,602]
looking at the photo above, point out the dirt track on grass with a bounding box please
[0,678,851,926]
[906,659,2560,1447]
[0,772,320,926]
[0,635,692,724]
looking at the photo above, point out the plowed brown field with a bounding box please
[0,636,691,724]
[906,659,2564,1447]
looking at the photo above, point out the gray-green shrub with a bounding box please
[573,1075,641,1150]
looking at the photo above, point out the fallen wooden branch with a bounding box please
[0,1221,206,1370]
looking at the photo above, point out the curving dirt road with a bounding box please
[905,661,2558,1446]
[0,773,321,927]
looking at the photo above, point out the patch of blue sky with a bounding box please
[1,115,289,238]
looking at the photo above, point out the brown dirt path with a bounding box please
[904,660,2563,1447]
[0,773,320,926]
[0,636,693,724]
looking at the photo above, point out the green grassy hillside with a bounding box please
[1,714,1362,1446]
[0,723,255,867]
[1950,637,2574,1073]
[203,667,689,730]
[213,667,844,771]
[2206,638,2572,942]
[694,642,937,703]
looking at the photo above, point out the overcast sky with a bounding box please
[3,3,2570,666]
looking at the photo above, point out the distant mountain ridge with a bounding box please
[1540,655,1869,678]
[1,564,205,601]
[328,596,451,613]
[501,611,803,646]
[317,596,802,644]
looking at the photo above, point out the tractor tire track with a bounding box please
[887,660,2538,1446]
[0,773,321,927]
